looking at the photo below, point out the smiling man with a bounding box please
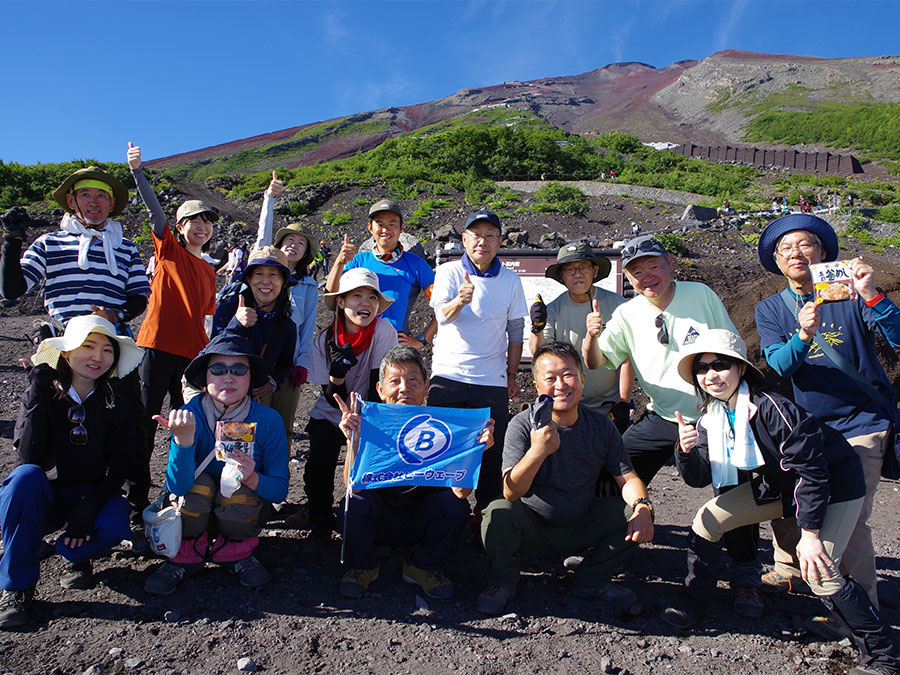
[755,213,900,619]
[476,341,653,616]
[429,210,527,514]
[325,199,437,348]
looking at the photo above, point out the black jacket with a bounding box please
[675,390,864,530]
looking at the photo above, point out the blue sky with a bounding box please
[2,0,898,165]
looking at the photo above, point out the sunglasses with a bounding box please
[693,357,736,375]
[623,239,664,259]
[655,314,669,345]
[68,404,87,446]
[208,363,250,377]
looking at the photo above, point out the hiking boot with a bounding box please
[60,561,94,590]
[571,582,640,613]
[733,586,764,618]
[660,604,705,629]
[284,506,314,530]
[401,561,454,599]
[761,568,809,595]
[805,612,853,642]
[849,667,897,675]
[475,585,515,616]
[144,562,188,596]
[232,556,270,588]
[0,588,35,630]
[339,567,379,599]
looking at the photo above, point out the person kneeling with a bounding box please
[334,346,493,600]
[144,334,289,595]
[477,342,654,616]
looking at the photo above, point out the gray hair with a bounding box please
[379,345,428,382]
[773,230,823,261]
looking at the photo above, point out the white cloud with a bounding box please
[321,8,350,47]
[715,0,749,51]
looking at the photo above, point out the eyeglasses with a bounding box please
[623,239,664,259]
[68,404,87,446]
[693,357,736,375]
[465,230,500,243]
[776,240,819,257]
[208,363,250,377]
[655,314,669,345]
[561,263,594,278]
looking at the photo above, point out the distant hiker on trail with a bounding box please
[325,199,437,348]
[253,171,319,444]
[529,241,633,431]
[320,239,332,276]
[143,334,289,596]
[582,234,764,619]
[429,209,527,516]
[476,341,653,617]
[0,316,143,629]
[128,142,218,517]
[333,345,494,600]
[755,213,900,637]
[217,237,247,284]
[660,329,900,675]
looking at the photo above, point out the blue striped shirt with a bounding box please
[20,231,150,326]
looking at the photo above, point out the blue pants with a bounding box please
[0,464,131,590]
[341,488,469,571]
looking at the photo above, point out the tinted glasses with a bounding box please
[622,238,665,260]
[208,363,251,377]
[655,314,669,345]
[692,357,736,375]
[68,404,87,446]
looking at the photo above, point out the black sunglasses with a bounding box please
[623,239,664,259]
[68,404,87,446]
[693,357,736,375]
[655,314,669,345]
[208,363,250,377]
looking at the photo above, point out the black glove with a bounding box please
[529,295,547,334]
[63,501,98,540]
[328,340,358,379]
[529,394,554,430]
[608,401,632,435]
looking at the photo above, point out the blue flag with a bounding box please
[348,401,490,490]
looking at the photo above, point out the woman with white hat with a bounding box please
[660,329,900,675]
[301,268,397,547]
[0,315,143,629]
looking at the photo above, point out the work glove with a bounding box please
[529,294,547,334]
[328,341,358,379]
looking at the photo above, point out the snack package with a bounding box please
[215,421,256,461]
[810,260,856,304]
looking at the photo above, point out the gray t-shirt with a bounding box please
[502,405,633,526]
[543,287,626,414]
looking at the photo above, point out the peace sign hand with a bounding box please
[334,391,360,442]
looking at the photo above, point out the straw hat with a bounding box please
[32,315,143,378]
[323,268,393,314]
[676,329,764,385]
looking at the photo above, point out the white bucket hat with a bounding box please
[676,329,764,386]
[323,267,393,314]
[32,315,144,378]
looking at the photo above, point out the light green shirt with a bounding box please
[596,281,736,423]
[544,286,626,414]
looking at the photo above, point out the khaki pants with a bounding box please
[693,481,863,597]
[180,473,265,541]
[770,429,887,606]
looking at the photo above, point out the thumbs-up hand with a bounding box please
[235,293,257,327]
[529,293,547,334]
[336,233,356,265]
[458,272,475,306]
[266,170,284,198]
[585,299,603,337]
[675,411,698,453]
[126,141,142,170]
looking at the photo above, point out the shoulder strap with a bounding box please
[194,448,217,480]
[778,289,891,410]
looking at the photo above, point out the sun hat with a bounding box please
[240,246,298,286]
[464,209,502,231]
[31,314,143,378]
[323,267,394,314]
[175,200,219,224]
[52,167,129,217]
[368,199,404,222]
[620,235,667,269]
[273,223,319,259]
[545,241,612,284]
[757,213,838,275]
[183,333,272,391]
[676,329,764,386]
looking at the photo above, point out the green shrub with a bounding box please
[287,200,311,217]
[533,182,588,216]
[876,204,900,224]
[323,209,351,226]
[655,232,689,256]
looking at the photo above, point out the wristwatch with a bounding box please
[416,332,428,346]
[632,497,655,521]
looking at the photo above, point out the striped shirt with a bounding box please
[21,231,150,326]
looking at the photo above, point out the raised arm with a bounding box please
[128,142,168,239]
[255,171,282,249]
